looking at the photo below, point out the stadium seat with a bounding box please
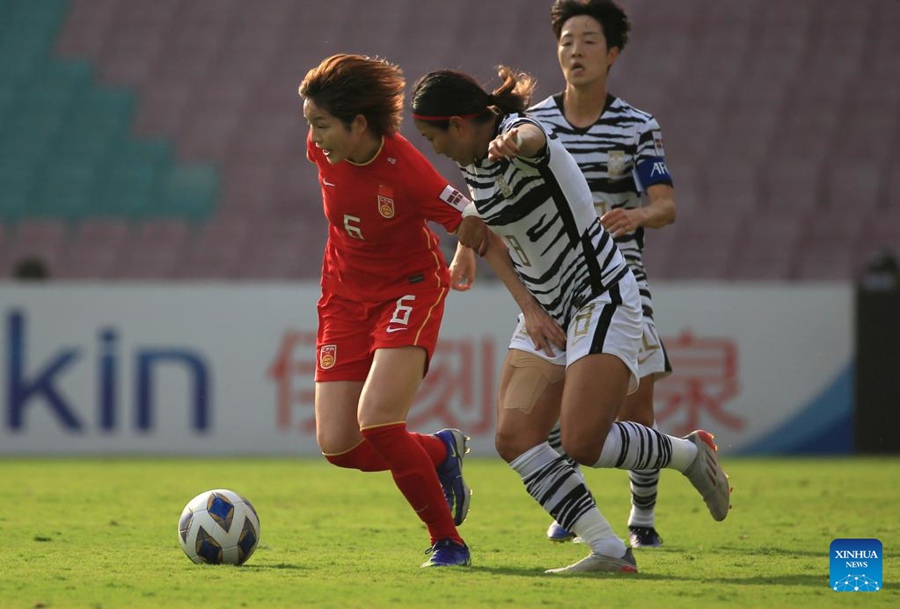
[702,159,761,212]
[666,208,744,279]
[795,238,862,281]
[863,208,900,257]
[759,157,823,211]
[27,0,895,281]
[31,157,100,220]
[0,162,38,221]
[132,79,193,139]
[176,216,248,279]
[2,218,68,278]
[56,218,130,279]
[156,165,218,221]
[53,0,120,59]
[234,220,318,279]
[217,159,280,220]
[114,219,191,279]
[730,209,807,280]
[54,86,136,163]
[822,162,884,212]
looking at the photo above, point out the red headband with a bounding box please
[412,112,483,121]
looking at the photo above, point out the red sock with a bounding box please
[325,441,388,471]
[325,434,448,471]
[361,422,461,545]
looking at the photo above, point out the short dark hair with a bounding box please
[551,0,631,51]
[299,54,405,136]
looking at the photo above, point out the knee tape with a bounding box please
[501,350,565,414]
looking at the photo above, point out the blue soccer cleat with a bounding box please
[421,538,472,567]
[434,429,471,526]
[546,520,575,542]
[628,526,664,548]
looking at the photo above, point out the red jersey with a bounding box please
[307,133,467,302]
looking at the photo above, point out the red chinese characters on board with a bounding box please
[654,329,743,436]
[268,332,496,434]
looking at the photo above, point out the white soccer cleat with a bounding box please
[545,547,638,574]
[682,430,731,521]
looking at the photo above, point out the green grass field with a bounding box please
[1,457,897,608]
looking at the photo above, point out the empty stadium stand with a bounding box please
[0,0,897,280]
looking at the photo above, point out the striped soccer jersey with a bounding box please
[529,93,673,318]
[460,113,629,330]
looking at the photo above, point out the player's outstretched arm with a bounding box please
[480,233,566,357]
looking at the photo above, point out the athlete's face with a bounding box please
[415,118,478,166]
[303,98,362,165]
[558,15,619,86]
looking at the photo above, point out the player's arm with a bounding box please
[448,241,477,291]
[601,183,675,237]
[488,122,546,161]
[479,233,566,356]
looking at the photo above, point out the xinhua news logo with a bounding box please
[830,538,882,592]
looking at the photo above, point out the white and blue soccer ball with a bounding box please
[178,489,260,565]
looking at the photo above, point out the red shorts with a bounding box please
[315,284,448,382]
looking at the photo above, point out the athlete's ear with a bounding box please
[351,113,368,135]
[607,46,621,69]
[448,116,466,135]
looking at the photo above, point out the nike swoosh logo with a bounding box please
[323,179,335,187]
[386,326,407,333]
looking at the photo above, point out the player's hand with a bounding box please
[456,216,489,256]
[521,300,566,357]
[488,128,521,161]
[449,245,477,291]
[600,208,645,238]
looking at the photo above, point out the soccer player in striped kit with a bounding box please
[412,66,730,573]
[528,0,677,549]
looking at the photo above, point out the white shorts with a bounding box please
[508,273,643,394]
[638,315,673,381]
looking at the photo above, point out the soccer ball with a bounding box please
[178,489,260,565]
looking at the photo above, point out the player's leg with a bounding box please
[619,316,670,547]
[564,359,731,523]
[560,279,731,522]
[495,349,636,573]
[313,287,462,480]
[619,376,664,547]
[314,288,389,470]
[359,346,469,566]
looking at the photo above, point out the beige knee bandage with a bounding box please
[501,351,566,414]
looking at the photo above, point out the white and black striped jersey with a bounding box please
[460,113,630,329]
[529,94,673,318]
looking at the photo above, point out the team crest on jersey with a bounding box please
[319,344,337,369]
[607,151,627,177]
[377,184,395,218]
[497,174,513,197]
[653,130,665,156]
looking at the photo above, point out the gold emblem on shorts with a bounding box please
[319,344,337,369]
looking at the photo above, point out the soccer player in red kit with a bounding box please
[299,53,562,568]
